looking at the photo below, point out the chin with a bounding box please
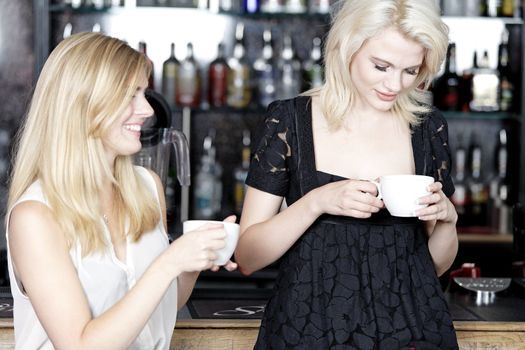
[373,100,396,111]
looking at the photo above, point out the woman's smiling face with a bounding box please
[102,74,154,163]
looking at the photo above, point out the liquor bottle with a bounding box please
[480,0,488,15]
[459,51,478,112]
[500,0,514,16]
[442,0,464,16]
[309,0,331,13]
[486,0,500,16]
[220,0,242,11]
[277,34,302,100]
[243,0,260,13]
[138,41,155,90]
[433,43,460,111]
[451,136,468,227]
[92,0,104,8]
[497,29,514,111]
[285,0,306,13]
[227,23,252,108]
[260,0,283,12]
[470,50,500,112]
[176,42,201,108]
[467,132,489,227]
[514,0,523,18]
[253,29,277,107]
[489,129,511,233]
[233,130,251,215]
[464,0,481,16]
[208,42,229,108]
[161,43,179,107]
[193,131,222,219]
[302,37,324,91]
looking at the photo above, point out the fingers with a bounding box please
[352,180,380,197]
[341,188,384,210]
[223,261,238,271]
[415,187,454,222]
[209,261,238,272]
[223,215,237,223]
[427,181,443,193]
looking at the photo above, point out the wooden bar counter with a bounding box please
[0,318,524,349]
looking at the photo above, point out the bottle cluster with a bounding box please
[140,23,324,109]
[432,29,514,113]
[219,0,334,14]
[441,0,522,18]
[53,0,124,9]
[192,129,251,220]
[451,129,512,233]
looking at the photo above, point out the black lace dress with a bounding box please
[245,96,459,350]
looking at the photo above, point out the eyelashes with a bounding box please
[374,64,419,75]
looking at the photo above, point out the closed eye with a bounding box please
[375,65,388,72]
[405,68,419,75]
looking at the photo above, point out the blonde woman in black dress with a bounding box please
[235,0,459,348]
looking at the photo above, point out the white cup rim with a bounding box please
[380,174,434,181]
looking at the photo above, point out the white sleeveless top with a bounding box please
[6,166,178,350]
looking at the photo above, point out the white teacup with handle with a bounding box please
[182,220,240,266]
[371,175,434,217]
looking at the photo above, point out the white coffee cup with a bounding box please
[182,220,240,266]
[371,175,434,217]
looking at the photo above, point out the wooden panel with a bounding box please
[457,331,525,350]
[171,328,258,350]
[454,321,525,332]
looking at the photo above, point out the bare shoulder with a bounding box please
[9,200,68,249]
[9,200,62,244]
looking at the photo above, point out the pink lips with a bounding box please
[375,90,397,102]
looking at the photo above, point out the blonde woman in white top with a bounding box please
[6,32,236,349]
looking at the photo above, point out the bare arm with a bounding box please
[416,182,458,276]
[9,189,227,349]
[236,181,383,275]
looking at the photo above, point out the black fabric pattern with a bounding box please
[246,96,458,349]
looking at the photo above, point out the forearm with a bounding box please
[428,220,458,277]
[236,190,320,275]
[177,271,199,309]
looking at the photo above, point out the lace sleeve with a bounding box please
[428,109,455,197]
[245,100,292,197]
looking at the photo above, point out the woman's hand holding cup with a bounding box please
[414,181,458,224]
[166,221,228,276]
[182,215,240,272]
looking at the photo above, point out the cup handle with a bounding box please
[370,180,382,200]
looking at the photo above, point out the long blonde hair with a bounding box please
[8,32,160,256]
[305,0,449,129]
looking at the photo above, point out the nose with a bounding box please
[383,70,402,93]
[136,95,154,118]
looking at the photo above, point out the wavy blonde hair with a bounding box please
[304,0,449,129]
[8,32,160,256]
